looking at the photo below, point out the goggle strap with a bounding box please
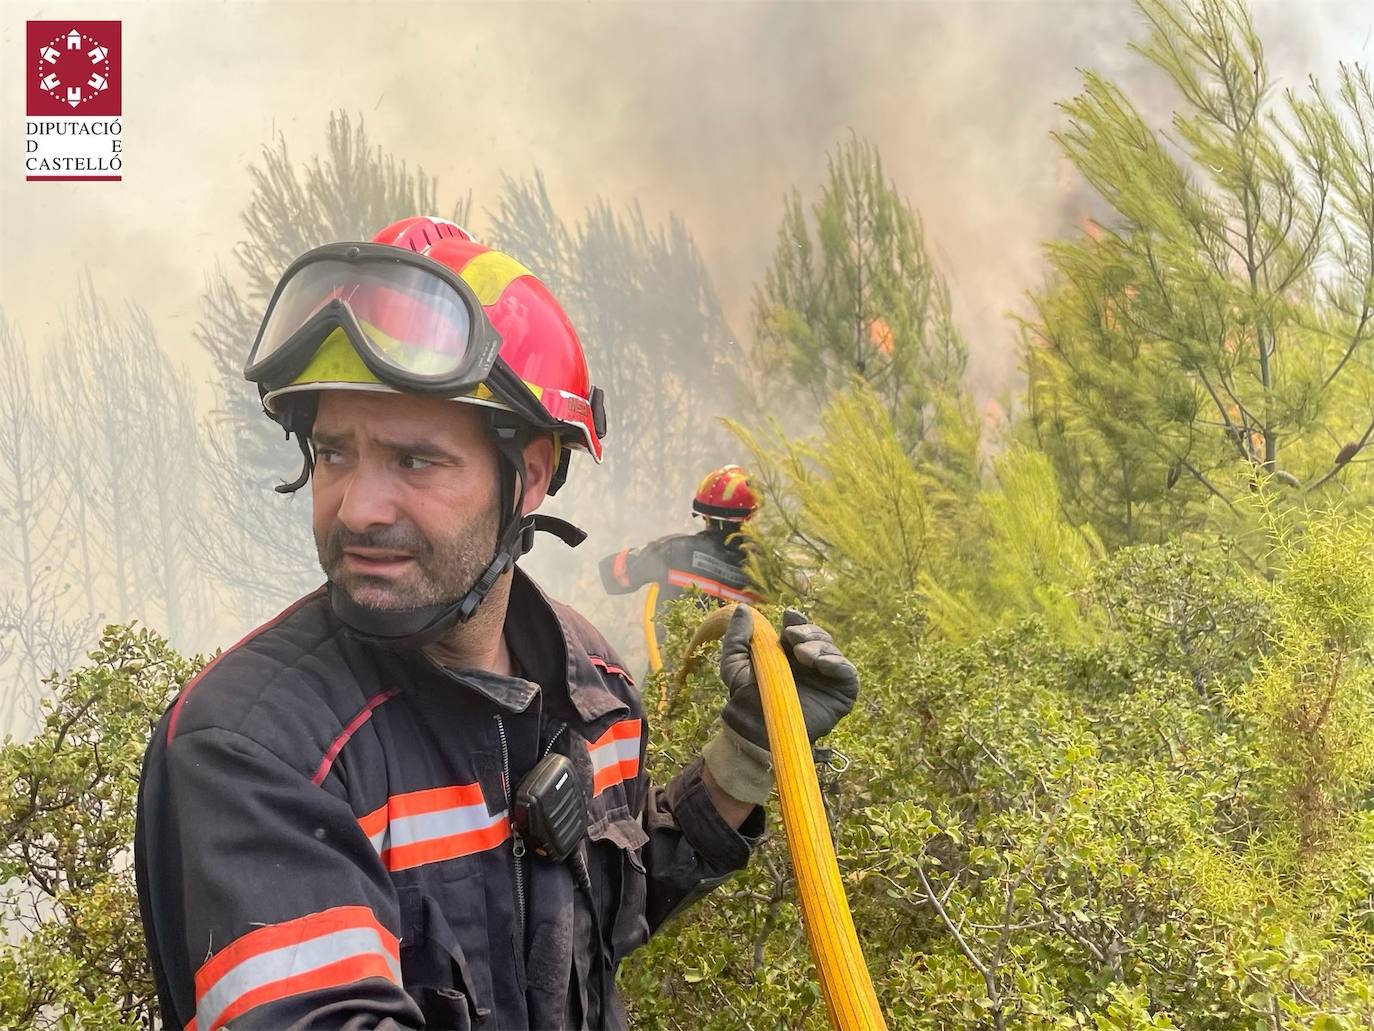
[486,359,559,431]
[548,445,571,497]
[275,431,315,495]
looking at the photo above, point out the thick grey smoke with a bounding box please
[3,2,1365,383]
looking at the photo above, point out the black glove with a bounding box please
[718,607,859,748]
[703,608,859,805]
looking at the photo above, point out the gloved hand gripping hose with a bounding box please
[683,603,886,1031]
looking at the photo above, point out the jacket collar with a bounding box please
[509,567,629,726]
[404,567,627,726]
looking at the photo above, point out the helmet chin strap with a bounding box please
[327,413,587,651]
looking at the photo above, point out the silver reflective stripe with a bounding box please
[367,823,387,853]
[590,731,640,775]
[196,926,400,1030]
[386,803,507,849]
[690,550,744,582]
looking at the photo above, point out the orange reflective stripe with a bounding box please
[589,718,642,796]
[356,783,508,872]
[358,802,388,842]
[385,783,485,818]
[666,569,761,604]
[612,547,631,588]
[193,906,400,1031]
[213,954,400,1030]
[384,820,511,871]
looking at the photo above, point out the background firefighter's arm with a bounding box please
[598,537,672,595]
[137,726,425,1030]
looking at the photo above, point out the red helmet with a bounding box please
[243,215,606,642]
[260,215,604,470]
[693,464,760,522]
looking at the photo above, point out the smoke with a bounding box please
[0,0,1369,660]
[4,2,1365,377]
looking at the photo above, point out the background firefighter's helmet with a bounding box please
[244,215,607,646]
[692,464,760,522]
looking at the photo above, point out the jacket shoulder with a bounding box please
[551,596,625,669]
[549,598,643,709]
[161,590,369,772]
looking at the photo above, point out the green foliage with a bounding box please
[753,136,971,456]
[731,387,1100,647]
[1091,540,1268,700]
[1024,0,1374,550]
[922,449,1106,645]
[0,624,201,1029]
[1233,500,1374,850]
[727,383,959,626]
[623,506,1374,1029]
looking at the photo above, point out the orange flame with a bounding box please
[868,318,894,357]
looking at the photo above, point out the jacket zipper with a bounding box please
[542,720,567,760]
[495,713,526,957]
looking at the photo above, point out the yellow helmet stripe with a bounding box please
[459,251,533,306]
[471,381,544,402]
[294,327,383,386]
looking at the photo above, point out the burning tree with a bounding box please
[1025,0,1374,549]
[752,136,974,478]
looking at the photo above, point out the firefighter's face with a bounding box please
[308,391,552,611]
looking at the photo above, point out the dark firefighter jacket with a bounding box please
[135,567,763,1031]
[599,530,761,637]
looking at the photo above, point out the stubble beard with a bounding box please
[317,495,503,612]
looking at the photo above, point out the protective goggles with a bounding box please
[243,243,505,398]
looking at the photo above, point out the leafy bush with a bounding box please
[619,387,1373,1027]
[623,511,1374,1028]
[0,625,198,1029]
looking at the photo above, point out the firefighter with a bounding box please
[133,217,859,1030]
[600,465,762,649]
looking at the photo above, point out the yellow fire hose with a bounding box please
[644,582,664,675]
[680,604,887,1031]
[643,583,671,719]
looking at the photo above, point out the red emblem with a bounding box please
[27,22,121,117]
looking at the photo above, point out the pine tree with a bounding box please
[920,448,1106,644]
[752,136,971,460]
[728,383,960,627]
[0,313,93,728]
[1025,0,1374,548]
[0,281,209,731]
